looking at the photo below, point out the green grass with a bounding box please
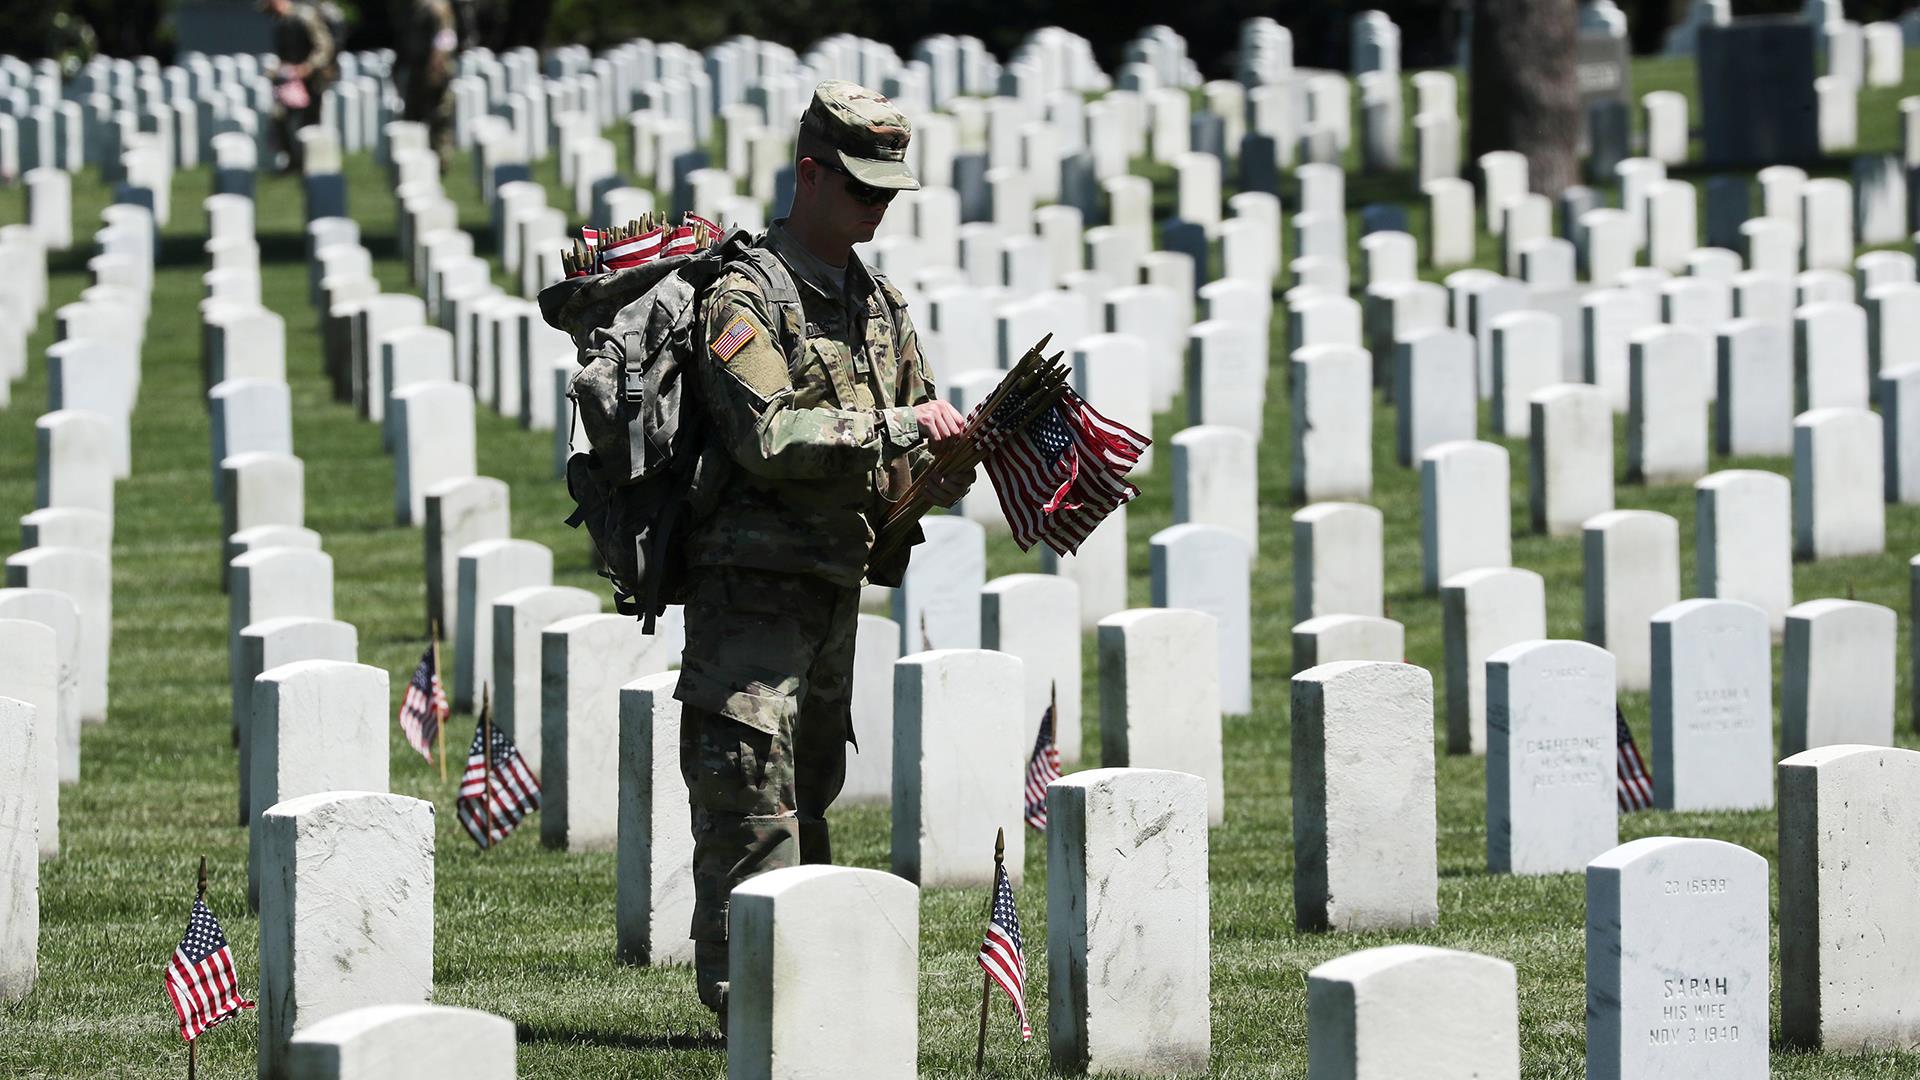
[2,53,1919,1079]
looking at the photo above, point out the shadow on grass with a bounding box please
[516,1022,725,1052]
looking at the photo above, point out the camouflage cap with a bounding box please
[798,80,919,191]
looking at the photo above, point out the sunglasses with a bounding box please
[813,158,898,208]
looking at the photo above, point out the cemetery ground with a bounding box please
[3,53,1918,1080]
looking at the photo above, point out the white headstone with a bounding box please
[842,613,901,802]
[1039,503,1129,630]
[1292,661,1439,929]
[727,866,918,1076]
[1781,599,1896,754]
[1098,609,1225,825]
[890,516,985,653]
[1628,326,1711,484]
[981,574,1082,763]
[425,477,510,644]
[1307,945,1519,1080]
[1486,640,1619,874]
[1779,745,1920,1050]
[1528,384,1614,536]
[1581,510,1680,691]
[453,539,553,713]
[248,661,390,912]
[1292,502,1383,623]
[489,584,599,776]
[1585,837,1770,1078]
[1419,440,1511,591]
[890,649,1025,885]
[285,1004,516,1080]
[1290,345,1372,502]
[1695,470,1793,634]
[5,547,109,724]
[615,671,693,967]
[1291,614,1405,675]
[1792,408,1884,558]
[1150,525,1252,717]
[1171,426,1257,555]
[34,411,115,523]
[1794,301,1870,411]
[257,792,434,1080]
[1046,768,1211,1074]
[0,695,37,998]
[391,382,476,525]
[542,613,679,851]
[1395,329,1476,464]
[1715,320,1794,456]
[1442,567,1547,755]
[0,622,58,859]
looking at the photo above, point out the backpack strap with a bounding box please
[725,245,806,370]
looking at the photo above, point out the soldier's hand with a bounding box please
[924,467,976,508]
[913,400,966,447]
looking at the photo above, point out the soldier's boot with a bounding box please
[798,818,831,864]
[695,940,729,1034]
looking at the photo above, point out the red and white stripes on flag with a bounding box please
[397,644,448,763]
[1023,704,1062,831]
[164,897,254,1042]
[1617,707,1655,812]
[600,226,664,270]
[978,387,1150,556]
[457,717,542,848]
[977,862,1031,1041]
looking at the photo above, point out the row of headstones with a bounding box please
[3,190,156,872]
[0,177,161,998]
[1291,659,1920,1066]
[1294,490,1912,766]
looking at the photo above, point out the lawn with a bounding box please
[1,50,1917,1079]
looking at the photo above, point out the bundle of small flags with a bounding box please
[164,895,253,1042]
[970,343,1150,556]
[456,695,542,848]
[563,211,722,277]
[397,642,449,764]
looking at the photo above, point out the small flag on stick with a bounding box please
[457,688,542,849]
[1616,706,1655,812]
[975,828,1031,1063]
[398,634,449,772]
[1024,684,1063,831]
[164,857,253,1048]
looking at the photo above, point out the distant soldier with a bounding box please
[397,0,457,169]
[261,0,337,173]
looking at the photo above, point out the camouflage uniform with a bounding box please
[398,0,457,168]
[676,81,934,1016]
[269,0,336,172]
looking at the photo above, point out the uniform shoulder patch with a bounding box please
[710,313,757,361]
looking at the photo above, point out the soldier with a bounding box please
[260,0,336,173]
[676,81,971,1026]
[395,0,457,169]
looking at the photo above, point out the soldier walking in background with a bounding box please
[261,0,337,173]
[396,0,458,169]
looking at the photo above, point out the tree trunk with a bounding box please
[1468,0,1580,198]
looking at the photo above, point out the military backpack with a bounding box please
[537,229,801,632]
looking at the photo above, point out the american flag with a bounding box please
[601,226,663,270]
[457,712,542,848]
[1023,703,1062,831]
[976,861,1031,1041]
[164,897,254,1042]
[977,387,1149,555]
[1617,706,1654,812]
[397,644,448,763]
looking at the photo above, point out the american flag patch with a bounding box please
[711,314,756,361]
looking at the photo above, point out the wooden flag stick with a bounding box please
[481,685,494,851]
[431,621,446,783]
[189,855,207,1080]
[975,826,1006,1071]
